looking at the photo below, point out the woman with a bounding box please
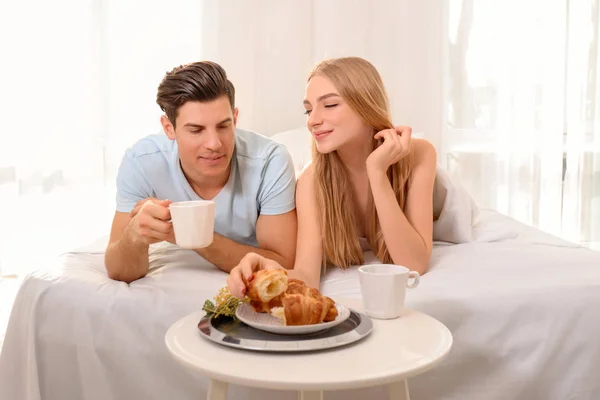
[228,57,437,297]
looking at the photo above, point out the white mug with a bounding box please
[358,264,420,319]
[169,200,216,249]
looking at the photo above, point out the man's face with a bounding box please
[164,96,237,184]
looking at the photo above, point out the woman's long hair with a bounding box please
[310,57,412,269]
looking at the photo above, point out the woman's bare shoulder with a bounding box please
[410,138,437,169]
[295,162,318,213]
[297,162,315,187]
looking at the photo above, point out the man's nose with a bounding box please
[204,130,222,150]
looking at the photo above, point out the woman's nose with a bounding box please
[307,107,322,127]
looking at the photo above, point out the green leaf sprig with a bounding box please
[202,286,248,320]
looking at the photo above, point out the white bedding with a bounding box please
[1,210,599,400]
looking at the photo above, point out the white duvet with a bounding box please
[1,209,599,400]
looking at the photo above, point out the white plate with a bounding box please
[235,302,351,335]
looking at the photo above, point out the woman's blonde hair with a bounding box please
[309,57,412,269]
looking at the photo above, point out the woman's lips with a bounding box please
[313,130,332,141]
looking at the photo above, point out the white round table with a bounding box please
[165,298,452,400]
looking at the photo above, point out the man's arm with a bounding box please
[105,199,173,283]
[197,142,298,272]
[195,209,297,272]
[105,212,150,283]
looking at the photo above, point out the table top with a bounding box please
[165,298,453,391]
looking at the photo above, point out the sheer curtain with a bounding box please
[0,0,107,275]
[0,0,203,275]
[1,0,445,276]
[445,0,600,248]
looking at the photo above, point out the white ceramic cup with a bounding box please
[169,200,216,249]
[358,264,420,319]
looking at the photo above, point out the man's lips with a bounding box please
[198,155,225,160]
[198,155,225,164]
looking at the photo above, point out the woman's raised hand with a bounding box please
[227,252,285,298]
[366,125,412,174]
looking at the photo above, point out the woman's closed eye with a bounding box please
[304,104,338,115]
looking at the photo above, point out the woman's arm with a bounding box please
[228,165,324,297]
[368,138,437,274]
[285,165,324,288]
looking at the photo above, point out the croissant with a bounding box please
[246,269,288,312]
[245,270,338,325]
[249,296,283,313]
[285,278,308,295]
[248,276,300,313]
[271,293,338,326]
[270,279,338,325]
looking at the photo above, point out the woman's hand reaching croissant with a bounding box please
[227,252,285,298]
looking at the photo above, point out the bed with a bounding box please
[1,129,599,400]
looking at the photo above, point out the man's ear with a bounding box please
[233,108,239,126]
[161,115,176,140]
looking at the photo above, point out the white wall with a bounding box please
[100,0,447,179]
[189,0,445,146]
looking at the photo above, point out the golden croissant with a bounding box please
[245,269,288,304]
[246,271,338,325]
[271,293,338,326]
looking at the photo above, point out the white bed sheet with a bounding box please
[1,210,599,400]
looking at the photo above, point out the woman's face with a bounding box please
[303,75,372,154]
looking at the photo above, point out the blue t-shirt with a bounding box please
[115,128,297,246]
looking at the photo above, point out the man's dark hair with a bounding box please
[156,61,235,127]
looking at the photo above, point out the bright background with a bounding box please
[1,0,598,277]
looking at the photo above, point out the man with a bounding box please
[105,61,297,283]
